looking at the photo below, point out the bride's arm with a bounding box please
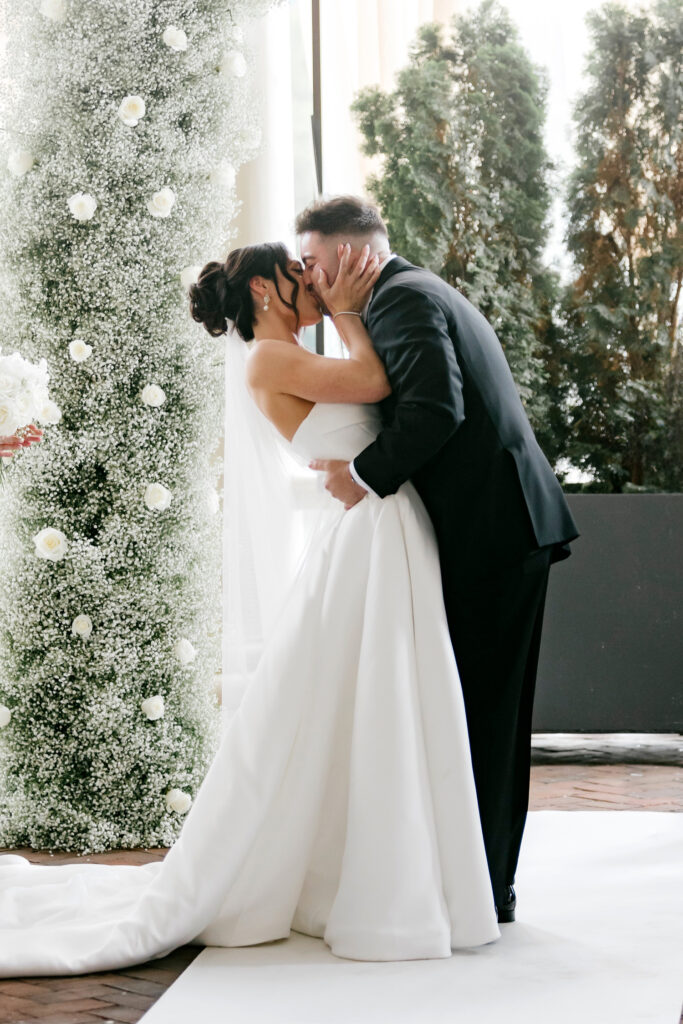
[246,246,391,404]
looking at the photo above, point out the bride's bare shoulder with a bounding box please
[246,339,309,386]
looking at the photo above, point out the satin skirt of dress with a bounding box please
[0,482,499,977]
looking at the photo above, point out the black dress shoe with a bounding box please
[495,884,516,923]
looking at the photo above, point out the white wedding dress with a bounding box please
[0,401,499,977]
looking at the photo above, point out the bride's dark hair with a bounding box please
[189,242,300,341]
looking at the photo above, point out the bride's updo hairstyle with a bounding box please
[189,242,300,341]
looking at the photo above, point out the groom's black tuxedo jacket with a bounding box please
[354,256,579,579]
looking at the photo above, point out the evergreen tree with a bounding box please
[0,0,274,853]
[352,1,556,433]
[563,0,682,491]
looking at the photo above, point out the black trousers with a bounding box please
[443,549,551,902]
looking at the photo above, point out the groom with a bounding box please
[297,195,579,923]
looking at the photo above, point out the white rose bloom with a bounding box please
[147,186,176,218]
[141,383,166,407]
[179,265,202,291]
[144,482,172,511]
[71,614,93,638]
[0,372,18,399]
[174,637,196,665]
[69,339,93,362]
[162,25,188,51]
[0,350,48,387]
[0,705,12,728]
[141,695,165,720]
[0,398,21,437]
[118,94,146,127]
[33,527,68,562]
[67,192,97,221]
[40,0,67,22]
[36,398,62,425]
[7,149,35,177]
[209,162,237,192]
[207,488,220,514]
[221,50,247,78]
[166,788,192,814]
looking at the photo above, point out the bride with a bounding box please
[0,241,499,978]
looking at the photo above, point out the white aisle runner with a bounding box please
[140,812,683,1024]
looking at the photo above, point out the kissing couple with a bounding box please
[0,194,578,976]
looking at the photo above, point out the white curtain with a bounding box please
[233,0,462,252]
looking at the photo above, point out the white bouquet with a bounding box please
[0,348,59,472]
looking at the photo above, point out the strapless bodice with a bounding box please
[288,402,382,462]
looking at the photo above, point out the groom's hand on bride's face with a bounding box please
[309,459,367,510]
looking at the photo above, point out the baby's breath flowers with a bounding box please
[0,0,273,854]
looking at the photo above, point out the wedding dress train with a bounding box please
[0,401,499,977]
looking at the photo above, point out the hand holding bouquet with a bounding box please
[0,348,61,465]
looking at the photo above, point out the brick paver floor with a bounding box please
[1,762,681,1023]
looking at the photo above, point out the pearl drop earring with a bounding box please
[263,293,270,312]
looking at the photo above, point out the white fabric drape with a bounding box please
[232,0,461,253]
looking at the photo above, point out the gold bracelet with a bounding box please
[332,310,363,320]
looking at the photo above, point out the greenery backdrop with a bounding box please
[352,0,682,492]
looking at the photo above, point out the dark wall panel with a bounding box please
[533,495,683,732]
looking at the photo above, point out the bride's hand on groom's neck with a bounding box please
[316,243,380,318]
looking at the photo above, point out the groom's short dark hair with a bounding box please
[295,195,388,238]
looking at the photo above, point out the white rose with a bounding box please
[207,488,220,515]
[147,186,176,218]
[179,265,201,291]
[174,638,196,665]
[0,350,48,387]
[141,383,166,407]
[0,705,12,728]
[7,149,35,177]
[0,372,19,399]
[0,398,21,436]
[40,0,67,23]
[144,482,172,511]
[209,162,236,192]
[221,50,247,78]
[36,398,62,425]
[118,94,146,127]
[67,193,97,221]
[162,26,188,52]
[33,526,68,562]
[71,614,93,638]
[68,339,92,362]
[166,788,192,814]
[141,694,165,720]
